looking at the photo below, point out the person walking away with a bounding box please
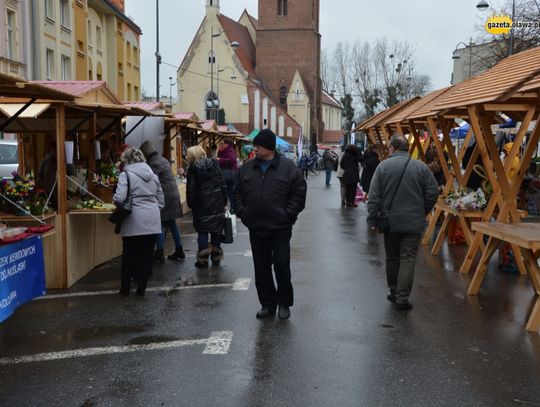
[367,134,438,310]
[322,150,336,187]
[140,140,185,263]
[298,153,309,179]
[335,147,346,206]
[360,146,380,201]
[236,129,307,320]
[186,146,228,268]
[340,145,362,207]
[218,137,239,214]
[114,147,164,296]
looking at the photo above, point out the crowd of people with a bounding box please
[111,129,444,315]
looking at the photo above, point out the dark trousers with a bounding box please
[383,232,422,304]
[345,183,357,204]
[121,234,157,292]
[225,179,236,214]
[249,227,293,310]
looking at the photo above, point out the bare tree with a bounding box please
[321,49,332,92]
[331,41,352,97]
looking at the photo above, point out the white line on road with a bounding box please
[37,278,251,300]
[0,331,233,365]
[184,251,251,258]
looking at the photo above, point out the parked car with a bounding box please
[0,140,19,179]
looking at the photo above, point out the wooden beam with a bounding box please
[55,104,68,289]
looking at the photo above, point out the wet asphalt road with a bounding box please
[1,174,540,406]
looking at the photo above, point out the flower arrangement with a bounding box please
[93,162,119,188]
[444,188,487,211]
[1,171,35,213]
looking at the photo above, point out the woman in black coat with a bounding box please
[186,146,228,267]
[360,146,380,200]
[340,144,362,207]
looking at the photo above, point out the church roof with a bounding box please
[322,90,343,109]
[218,14,256,76]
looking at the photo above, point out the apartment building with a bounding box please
[0,0,141,100]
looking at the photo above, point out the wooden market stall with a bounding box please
[0,80,152,289]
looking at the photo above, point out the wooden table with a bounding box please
[469,222,540,331]
[425,202,485,256]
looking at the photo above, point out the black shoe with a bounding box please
[153,250,165,264]
[396,301,413,311]
[167,248,186,261]
[386,291,396,302]
[256,307,276,319]
[278,305,290,320]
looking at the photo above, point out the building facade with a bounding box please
[175,0,324,145]
[0,0,31,78]
[451,41,494,85]
[256,0,322,146]
[0,0,141,100]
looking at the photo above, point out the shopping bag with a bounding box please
[221,215,234,244]
[355,184,365,204]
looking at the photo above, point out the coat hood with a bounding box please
[194,157,216,171]
[124,162,155,182]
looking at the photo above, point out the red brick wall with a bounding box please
[256,0,322,145]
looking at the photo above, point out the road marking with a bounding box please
[182,232,249,237]
[0,331,233,365]
[37,278,251,300]
[184,251,250,258]
[232,278,251,291]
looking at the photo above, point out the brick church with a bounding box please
[175,0,342,147]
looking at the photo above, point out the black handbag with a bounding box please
[108,172,132,232]
[221,215,234,244]
[376,157,411,234]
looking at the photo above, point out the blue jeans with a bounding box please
[325,169,332,185]
[156,219,182,251]
[198,232,221,251]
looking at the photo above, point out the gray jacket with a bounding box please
[367,151,438,234]
[113,162,165,237]
[146,152,182,221]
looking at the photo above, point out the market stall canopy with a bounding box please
[124,101,166,113]
[387,87,453,123]
[0,72,74,101]
[30,80,121,105]
[432,47,540,112]
[355,97,420,132]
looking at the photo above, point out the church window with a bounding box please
[205,91,219,120]
[280,86,287,106]
[278,0,288,16]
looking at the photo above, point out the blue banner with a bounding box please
[0,235,46,323]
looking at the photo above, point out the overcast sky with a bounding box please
[125,0,508,99]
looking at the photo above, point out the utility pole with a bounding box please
[155,0,161,101]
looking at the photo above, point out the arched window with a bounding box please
[279,79,288,106]
[278,0,287,16]
[205,91,219,120]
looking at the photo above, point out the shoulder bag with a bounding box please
[108,171,132,231]
[376,157,411,233]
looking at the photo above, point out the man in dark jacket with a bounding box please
[236,129,307,320]
[140,140,185,263]
[367,134,438,311]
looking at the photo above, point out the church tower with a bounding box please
[256,0,322,146]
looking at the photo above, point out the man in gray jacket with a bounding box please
[367,134,438,310]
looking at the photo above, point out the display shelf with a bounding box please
[0,212,57,222]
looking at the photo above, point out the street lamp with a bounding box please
[476,0,516,56]
[209,27,239,120]
[169,76,175,108]
[452,37,475,79]
[216,65,237,119]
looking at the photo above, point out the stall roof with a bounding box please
[434,47,540,111]
[0,72,75,100]
[387,87,453,124]
[30,81,121,105]
[356,97,419,131]
[69,102,152,117]
[124,101,166,112]
[201,120,217,131]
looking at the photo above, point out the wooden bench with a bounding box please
[469,222,540,331]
